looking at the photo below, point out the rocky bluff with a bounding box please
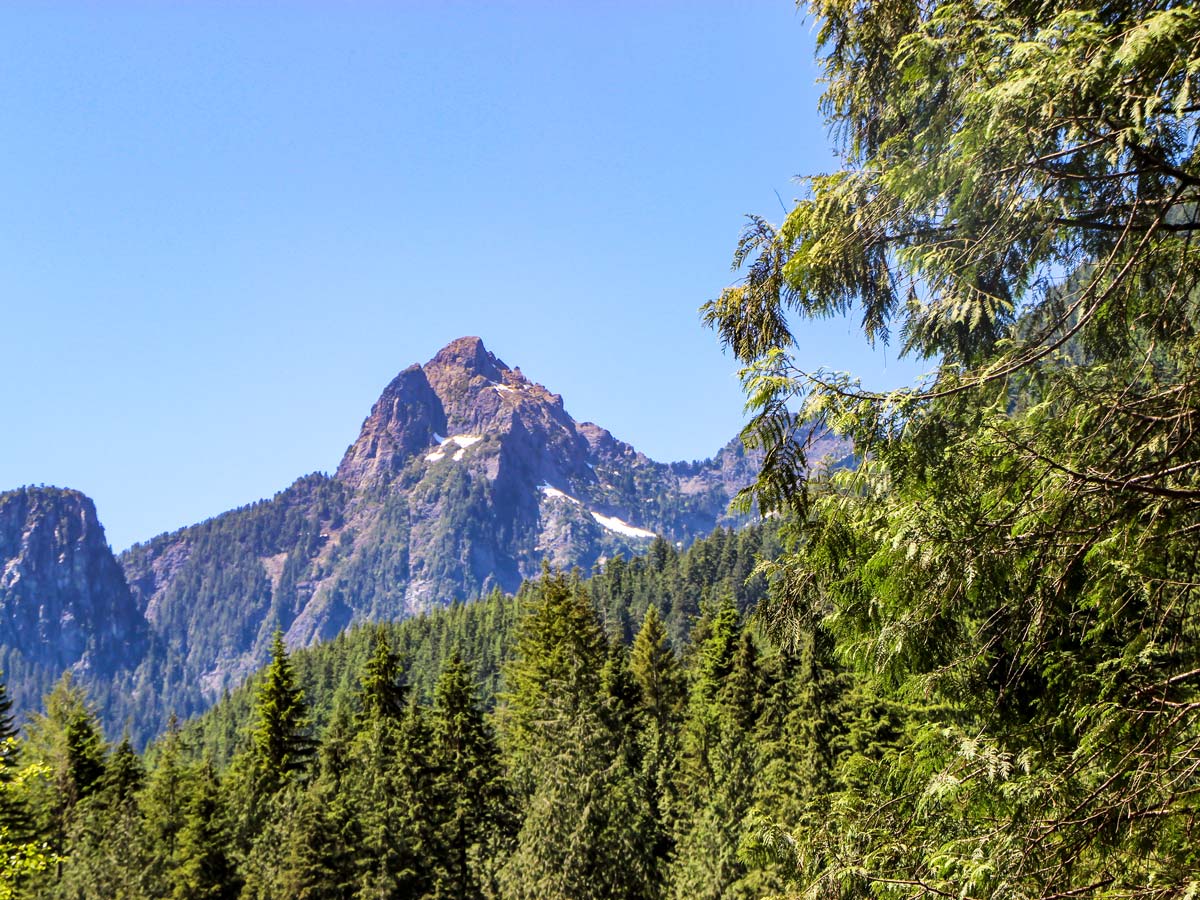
[0,487,151,724]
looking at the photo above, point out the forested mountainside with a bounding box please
[178,524,778,766]
[1,523,865,900]
[0,338,845,744]
[115,336,802,716]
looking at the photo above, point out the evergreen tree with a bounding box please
[140,717,190,898]
[21,672,107,884]
[274,782,354,900]
[631,606,685,733]
[342,698,437,899]
[356,629,406,726]
[251,631,315,782]
[749,630,848,846]
[329,636,439,899]
[58,737,149,900]
[238,777,354,900]
[671,606,763,900]
[427,649,508,900]
[317,690,356,785]
[0,671,17,761]
[172,763,239,900]
[0,672,29,840]
[0,747,57,900]
[225,632,315,883]
[630,606,685,865]
[499,570,608,798]
[497,571,658,900]
[705,1,1200,895]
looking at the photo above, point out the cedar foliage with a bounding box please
[704,2,1200,898]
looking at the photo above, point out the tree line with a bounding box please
[0,523,903,900]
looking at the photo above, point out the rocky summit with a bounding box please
[1,337,847,741]
[0,487,151,725]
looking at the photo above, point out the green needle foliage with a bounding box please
[706,2,1200,898]
[428,649,508,899]
[250,632,315,784]
[0,749,57,900]
[497,570,660,900]
[0,674,17,748]
[356,630,407,727]
[172,763,239,900]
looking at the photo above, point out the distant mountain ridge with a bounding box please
[0,337,848,742]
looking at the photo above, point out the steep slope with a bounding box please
[117,474,348,713]
[3,337,847,740]
[114,338,792,713]
[180,522,782,768]
[0,487,153,727]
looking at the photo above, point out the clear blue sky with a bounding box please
[1,2,927,552]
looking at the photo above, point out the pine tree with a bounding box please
[356,629,406,726]
[59,737,149,900]
[631,606,685,734]
[630,606,686,868]
[0,748,57,900]
[428,649,508,899]
[0,671,17,752]
[238,776,355,900]
[499,570,607,796]
[0,673,26,836]
[173,763,239,900]
[497,571,658,900]
[21,672,108,879]
[749,631,848,848]
[140,716,190,897]
[274,782,354,900]
[251,631,315,782]
[342,698,437,899]
[336,636,438,899]
[318,691,356,785]
[224,632,315,881]
[671,606,763,900]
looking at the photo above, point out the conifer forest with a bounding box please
[3,0,1199,897]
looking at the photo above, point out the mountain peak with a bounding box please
[428,336,508,382]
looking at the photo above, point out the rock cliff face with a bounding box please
[0,487,150,721]
[333,337,763,607]
[2,337,849,741]
[117,338,788,709]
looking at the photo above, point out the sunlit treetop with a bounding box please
[706,0,1199,513]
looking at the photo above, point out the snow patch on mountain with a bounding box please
[426,434,483,462]
[590,511,656,540]
[539,484,575,503]
[538,485,656,540]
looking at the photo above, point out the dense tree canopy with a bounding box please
[0,527,812,900]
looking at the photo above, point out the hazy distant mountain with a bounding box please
[0,337,848,741]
